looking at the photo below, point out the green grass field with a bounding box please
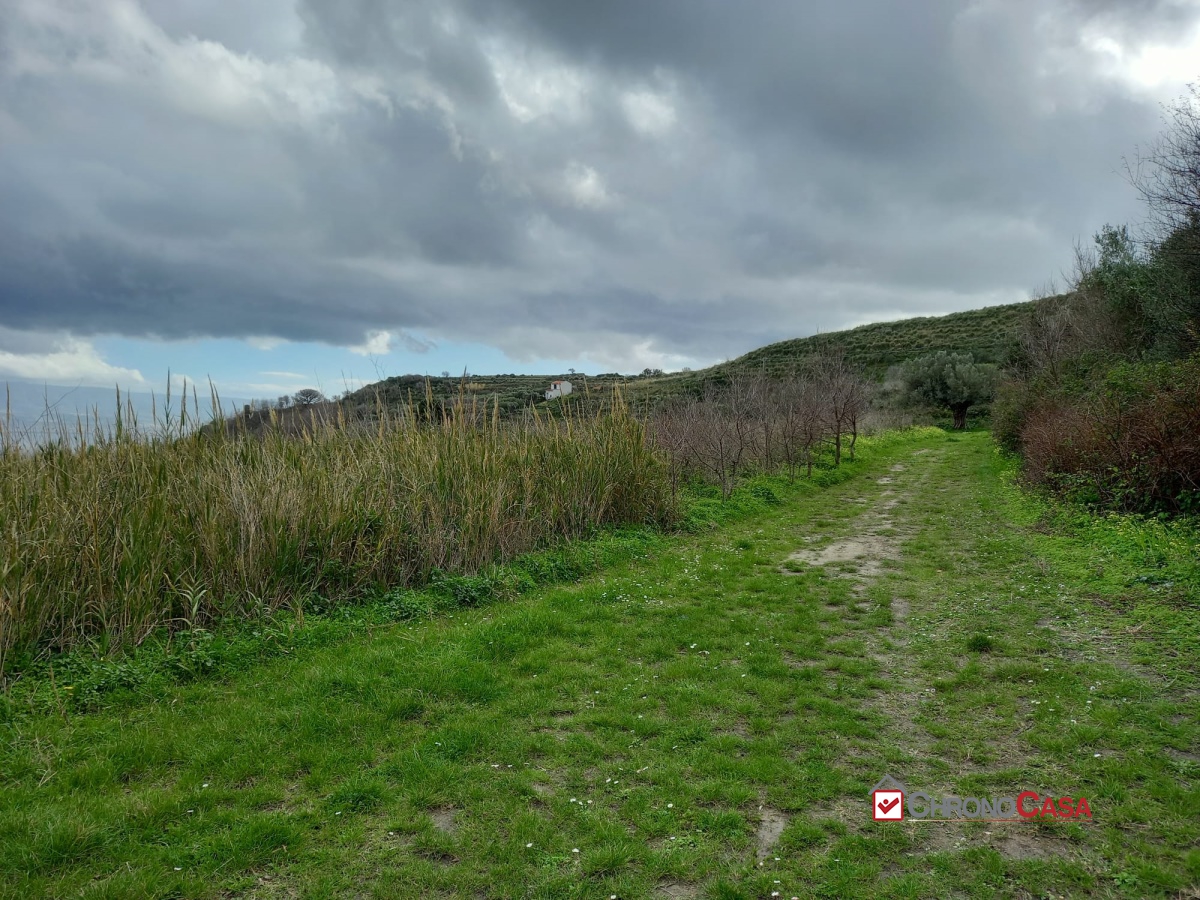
[2,429,1197,898]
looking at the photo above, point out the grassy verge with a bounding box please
[1,429,1195,898]
[1,429,922,721]
[998,467,1199,681]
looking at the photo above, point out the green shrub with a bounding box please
[966,633,995,653]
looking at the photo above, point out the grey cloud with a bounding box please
[141,0,305,56]
[0,326,63,356]
[0,0,1196,371]
[296,0,499,107]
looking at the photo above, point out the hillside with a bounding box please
[223,300,1037,431]
[725,299,1032,375]
[338,372,626,421]
[621,299,1035,408]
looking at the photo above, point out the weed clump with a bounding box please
[966,633,995,653]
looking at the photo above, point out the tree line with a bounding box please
[649,356,870,499]
[994,84,1200,515]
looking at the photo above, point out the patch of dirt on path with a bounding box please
[785,536,895,573]
[430,807,458,834]
[656,882,699,899]
[755,805,788,861]
[780,453,928,584]
[780,453,943,836]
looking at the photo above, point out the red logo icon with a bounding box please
[870,775,907,822]
[873,790,904,821]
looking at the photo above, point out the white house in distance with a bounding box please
[545,380,573,400]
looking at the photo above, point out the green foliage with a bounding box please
[990,376,1035,451]
[3,527,665,719]
[1145,216,1200,358]
[620,301,1033,409]
[724,302,1029,378]
[900,351,997,428]
[999,215,1200,515]
[966,633,995,653]
[1005,353,1200,515]
[986,61,1200,518]
[307,303,1037,427]
[1075,223,1198,357]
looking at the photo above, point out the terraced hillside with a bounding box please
[224,300,1038,431]
[727,300,1032,375]
[622,299,1036,408]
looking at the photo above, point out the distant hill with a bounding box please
[620,299,1036,407]
[338,372,627,421]
[728,300,1033,375]
[222,299,1039,432]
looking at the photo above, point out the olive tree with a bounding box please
[902,351,995,430]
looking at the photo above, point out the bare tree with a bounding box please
[650,398,697,500]
[685,384,754,500]
[1126,83,1200,242]
[777,374,828,479]
[293,388,325,407]
[726,374,766,472]
[844,376,871,460]
[649,362,870,496]
[810,353,868,462]
[797,380,829,476]
[1016,295,1077,384]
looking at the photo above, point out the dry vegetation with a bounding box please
[650,357,870,499]
[0,357,881,678]
[0,388,670,675]
[994,226,1200,514]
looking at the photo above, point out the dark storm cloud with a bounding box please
[468,0,968,152]
[1,0,1197,369]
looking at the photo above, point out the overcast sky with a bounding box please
[2,0,1199,398]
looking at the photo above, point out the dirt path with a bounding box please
[775,435,1198,891]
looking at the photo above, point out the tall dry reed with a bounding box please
[0,385,671,675]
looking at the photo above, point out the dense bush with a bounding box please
[1016,358,1200,513]
[997,237,1200,513]
[996,87,1200,516]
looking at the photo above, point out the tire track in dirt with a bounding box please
[779,447,1079,864]
[778,449,938,823]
